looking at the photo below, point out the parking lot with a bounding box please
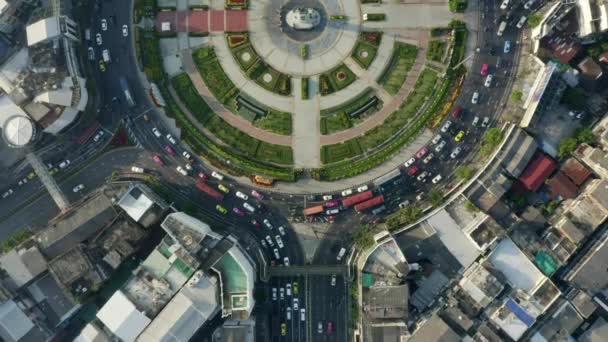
[268,273,347,342]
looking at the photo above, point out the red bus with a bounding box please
[354,195,385,213]
[195,182,224,201]
[303,205,324,216]
[342,191,373,207]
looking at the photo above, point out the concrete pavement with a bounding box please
[292,76,321,167]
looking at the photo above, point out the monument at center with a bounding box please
[285,7,321,30]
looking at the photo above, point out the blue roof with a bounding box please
[506,298,535,327]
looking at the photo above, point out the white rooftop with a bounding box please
[26,17,61,46]
[73,323,111,342]
[97,291,151,342]
[426,209,481,270]
[489,238,545,293]
[3,115,34,146]
[0,246,47,288]
[118,187,155,222]
[0,300,34,342]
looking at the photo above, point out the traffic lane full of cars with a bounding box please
[271,276,307,341]
[88,2,130,72]
[141,124,300,266]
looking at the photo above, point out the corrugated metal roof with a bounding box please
[561,158,591,185]
[548,171,578,199]
[519,153,557,192]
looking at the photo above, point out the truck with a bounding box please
[303,205,324,216]
[119,76,136,108]
[102,49,111,63]
[195,182,224,201]
[497,21,507,36]
[341,190,373,207]
[354,195,385,213]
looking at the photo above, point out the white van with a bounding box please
[336,248,346,261]
[102,49,111,63]
[211,171,224,181]
[497,21,507,36]
[516,16,527,29]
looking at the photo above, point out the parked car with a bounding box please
[341,189,353,197]
[471,91,480,104]
[197,172,209,180]
[59,160,71,169]
[215,205,227,214]
[404,157,416,167]
[236,191,249,200]
[251,189,264,200]
[435,140,447,153]
[218,184,230,193]
[101,18,108,31]
[524,0,535,9]
[516,16,527,29]
[283,257,290,266]
[164,145,176,156]
[152,154,164,166]
[481,117,490,127]
[212,171,224,181]
[95,33,102,45]
[417,171,429,182]
[322,194,333,200]
[87,47,95,60]
[131,166,144,173]
[432,134,442,145]
[326,208,339,215]
[152,127,162,138]
[484,74,493,87]
[441,120,452,133]
[451,106,462,119]
[423,153,434,164]
[357,185,368,192]
[407,165,419,176]
[243,202,255,213]
[93,130,104,142]
[166,134,176,144]
[263,218,274,230]
[415,146,429,159]
[176,166,188,176]
[432,174,443,184]
[275,235,284,248]
[122,24,129,37]
[232,207,245,216]
[450,147,462,159]
[480,63,489,76]
[472,116,480,126]
[455,130,465,142]
[72,184,85,193]
[278,226,286,236]
[504,40,511,53]
[182,151,192,160]
[331,274,337,286]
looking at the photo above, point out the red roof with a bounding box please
[519,153,557,192]
[560,158,591,185]
[547,171,577,200]
[540,35,581,64]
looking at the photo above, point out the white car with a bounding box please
[265,235,274,247]
[431,134,442,145]
[87,47,95,60]
[326,208,339,215]
[166,134,176,144]
[131,166,144,173]
[417,171,429,182]
[272,288,277,301]
[263,218,273,230]
[516,16,527,29]
[481,117,490,128]
[243,202,255,213]
[322,194,333,200]
[18,178,27,186]
[95,33,102,45]
[93,130,104,142]
[279,287,285,300]
[286,284,292,296]
[450,147,462,159]
[331,274,337,286]
[185,163,193,171]
[318,322,323,334]
[472,116,480,126]
[524,0,535,9]
[341,189,353,197]
[152,127,162,138]
[404,157,415,167]
[59,160,71,169]
[101,19,108,31]
[286,307,292,320]
[432,174,443,184]
[435,140,446,153]
[471,92,479,104]
[176,166,188,176]
[182,151,192,160]
[2,189,14,198]
[423,153,434,164]
[122,24,129,37]
[236,191,249,200]
[275,235,284,248]
[273,248,280,260]
[300,308,306,321]
[72,184,85,193]
[293,298,299,310]
[500,0,509,10]
[441,120,452,133]
[283,257,290,266]
[278,226,286,236]
[212,171,224,181]
[398,200,411,209]
[484,74,493,87]
[357,185,368,192]
[260,239,267,249]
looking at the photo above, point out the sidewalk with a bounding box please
[181,51,292,146]
[292,76,321,168]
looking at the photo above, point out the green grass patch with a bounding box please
[302,77,309,100]
[321,88,379,116]
[171,74,214,125]
[253,111,292,135]
[319,64,357,96]
[192,47,238,104]
[256,141,293,165]
[352,32,382,69]
[320,112,353,135]
[321,139,364,164]
[426,40,446,62]
[378,42,419,95]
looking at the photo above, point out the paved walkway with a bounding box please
[320,30,428,145]
[361,4,453,29]
[292,76,321,167]
[156,9,248,33]
[181,51,292,146]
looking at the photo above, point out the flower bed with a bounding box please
[192,47,238,104]
[352,32,382,69]
[227,33,248,48]
[319,64,357,96]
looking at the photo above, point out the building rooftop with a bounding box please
[161,212,222,256]
[47,245,104,300]
[0,244,47,288]
[459,262,504,308]
[363,284,408,320]
[362,323,408,342]
[578,317,608,342]
[488,238,545,293]
[570,289,597,318]
[95,219,147,270]
[555,217,586,245]
[97,290,151,342]
[26,17,61,46]
[532,300,583,341]
[27,273,75,327]
[519,153,557,192]
[499,128,539,178]
[564,233,608,294]
[137,271,220,342]
[540,34,581,64]
[578,56,604,80]
[410,270,450,312]
[36,192,118,259]
[73,322,112,342]
[426,210,480,270]
[409,314,460,342]
[117,184,167,226]
[561,158,591,185]
[0,300,47,342]
[547,171,578,199]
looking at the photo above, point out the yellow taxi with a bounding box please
[293,282,299,295]
[218,184,230,194]
[99,60,106,72]
[281,323,287,336]
[454,130,465,142]
[215,204,227,215]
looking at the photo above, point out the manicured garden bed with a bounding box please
[321,139,364,164]
[319,64,357,96]
[253,110,292,135]
[320,113,352,135]
[351,32,382,69]
[192,47,238,104]
[320,88,382,135]
[378,42,419,95]
[426,40,446,63]
[171,74,214,125]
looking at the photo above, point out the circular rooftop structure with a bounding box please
[3,115,35,147]
[285,8,321,30]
